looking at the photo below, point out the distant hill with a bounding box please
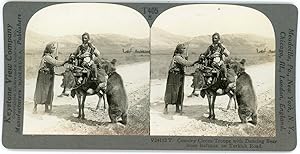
[151,27,191,50]
[25,30,149,55]
[151,27,275,55]
[26,28,275,56]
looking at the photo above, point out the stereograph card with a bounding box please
[1,1,298,150]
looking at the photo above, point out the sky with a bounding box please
[153,4,275,38]
[27,4,275,39]
[27,3,150,38]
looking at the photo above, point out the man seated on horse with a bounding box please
[203,32,230,84]
[70,32,107,93]
[189,33,236,96]
[71,32,100,81]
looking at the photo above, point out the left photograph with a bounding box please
[23,3,150,135]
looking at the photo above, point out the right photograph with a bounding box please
[150,4,275,136]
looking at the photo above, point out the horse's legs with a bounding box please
[211,95,216,120]
[81,95,86,119]
[226,93,233,110]
[227,97,232,110]
[76,94,82,118]
[207,94,212,119]
[96,93,102,110]
[103,93,107,111]
[233,94,238,110]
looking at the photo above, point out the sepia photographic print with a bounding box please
[2,1,297,150]
[23,3,150,135]
[150,4,276,137]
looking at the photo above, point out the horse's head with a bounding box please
[101,59,117,76]
[229,59,246,75]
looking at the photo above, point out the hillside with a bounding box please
[26,28,275,55]
[151,27,275,55]
[25,30,149,55]
[151,27,191,50]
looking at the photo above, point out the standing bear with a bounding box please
[230,59,257,125]
[102,59,128,125]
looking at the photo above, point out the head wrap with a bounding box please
[173,43,186,56]
[43,42,55,56]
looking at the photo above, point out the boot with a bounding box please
[188,92,199,97]
[58,88,69,97]
[58,92,69,97]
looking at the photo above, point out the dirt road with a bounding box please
[23,62,150,135]
[150,62,275,137]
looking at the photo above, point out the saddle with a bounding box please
[201,66,219,77]
[198,68,229,98]
[196,66,228,90]
[65,55,91,88]
[71,65,90,87]
[70,64,107,92]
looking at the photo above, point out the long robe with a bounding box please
[34,54,64,105]
[164,54,194,105]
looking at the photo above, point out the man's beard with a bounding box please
[213,40,219,44]
[82,39,89,44]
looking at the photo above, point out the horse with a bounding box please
[188,67,237,111]
[65,57,107,119]
[58,67,105,111]
[199,65,237,120]
[70,81,106,119]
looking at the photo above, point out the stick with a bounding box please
[55,42,59,59]
[185,42,189,60]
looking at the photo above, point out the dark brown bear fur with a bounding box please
[103,59,128,125]
[230,59,257,125]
